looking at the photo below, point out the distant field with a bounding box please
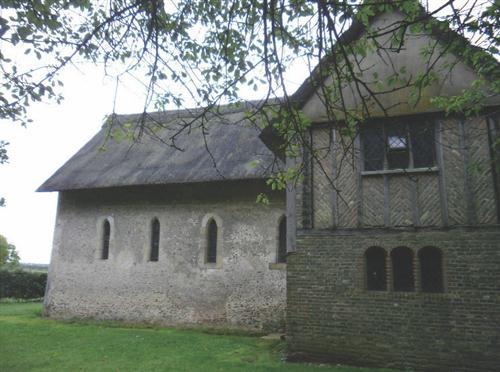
[0,302,390,372]
[19,263,49,272]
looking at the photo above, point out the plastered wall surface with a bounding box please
[44,182,286,330]
[301,11,500,122]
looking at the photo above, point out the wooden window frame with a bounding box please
[361,118,437,175]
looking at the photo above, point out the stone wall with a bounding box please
[44,180,286,331]
[287,227,500,371]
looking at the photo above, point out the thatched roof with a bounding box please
[42,4,496,193]
[38,103,281,192]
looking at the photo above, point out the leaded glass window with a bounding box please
[362,119,436,171]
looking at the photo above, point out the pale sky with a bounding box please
[0,65,150,264]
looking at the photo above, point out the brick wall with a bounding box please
[287,227,500,371]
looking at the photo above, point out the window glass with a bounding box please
[150,218,160,262]
[277,217,287,263]
[386,125,409,169]
[102,220,110,260]
[411,122,435,168]
[363,126,385,171]
[207,219,217,263]
[388,135,407,149]
[362,120,435,171]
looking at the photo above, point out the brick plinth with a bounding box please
[287,227,500,371]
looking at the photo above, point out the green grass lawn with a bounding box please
[0,302,385,372]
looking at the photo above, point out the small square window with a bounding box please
[388,135,407,150]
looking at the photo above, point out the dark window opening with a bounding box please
[277,217,287,263]
[391,247,415,292]
[486,114,500,222]
[410,122,435,168]
[362,126,385,171]
[102,219,110,260]
[419,246,444,293]
[207,219,217,264]
[365,246,387,291]
[150,218,160,262]
[362,120,435,171]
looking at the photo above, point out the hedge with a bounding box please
[0,270,47,299]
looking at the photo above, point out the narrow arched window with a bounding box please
[102,219,110,260]
[391,247,415,292]
[419,247,443,293]
[277,217,287,263]
[206,219,217,263]
[365,246,387,291]
[150,218,160,262]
